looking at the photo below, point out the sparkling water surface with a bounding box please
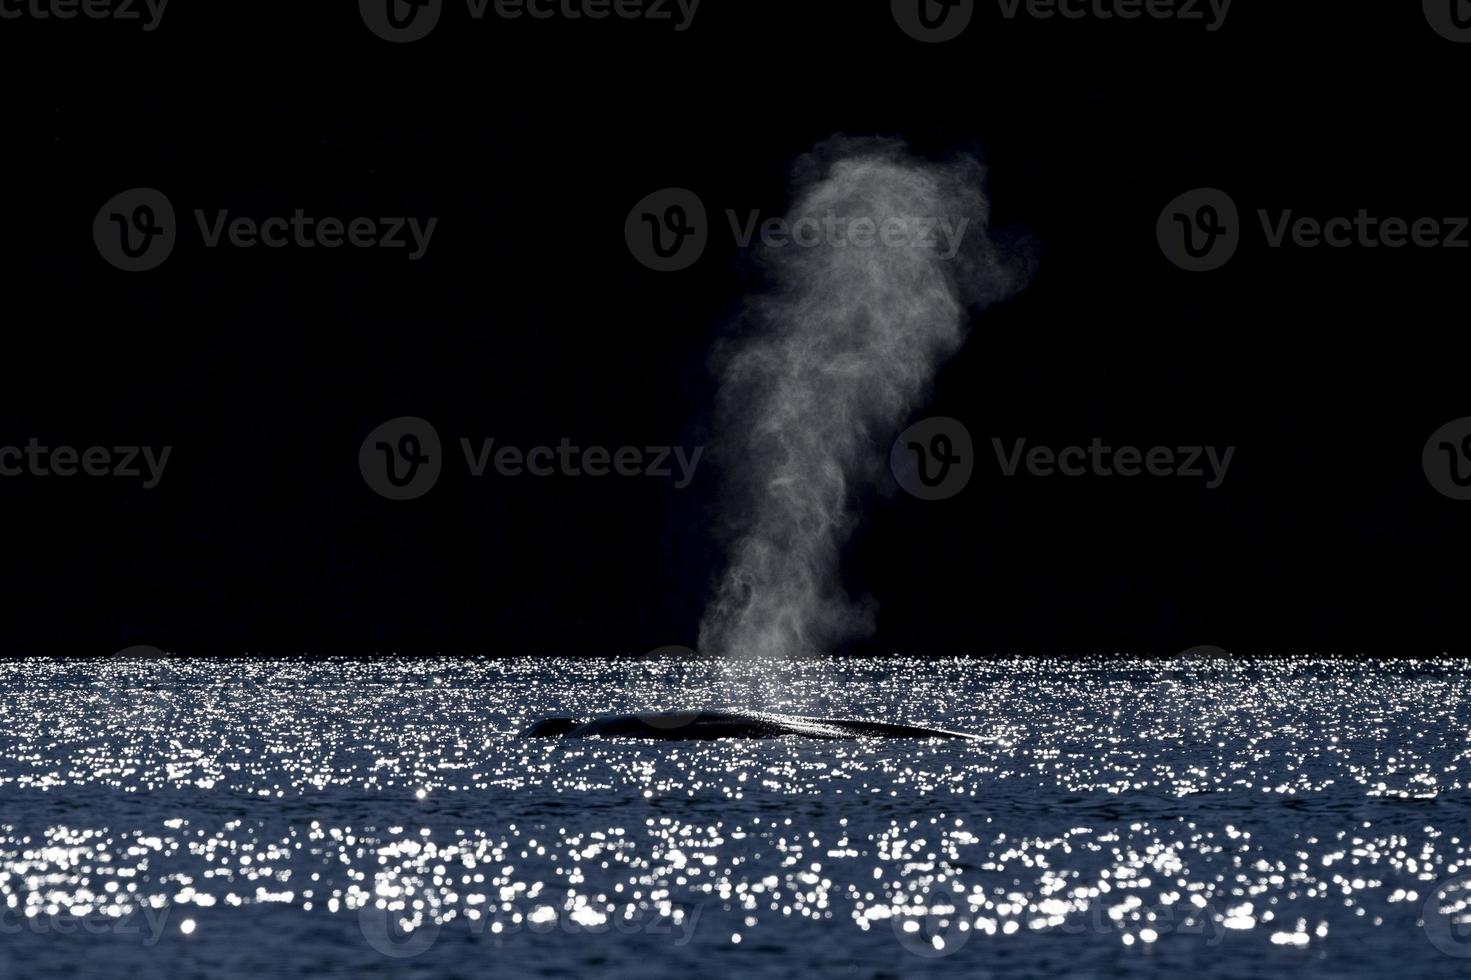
[1,656,1469,979]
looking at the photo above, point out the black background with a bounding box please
[0,0,1466,656]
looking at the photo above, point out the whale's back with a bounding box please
[524,710,977,741]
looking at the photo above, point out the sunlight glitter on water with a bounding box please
[0,656,1469,979]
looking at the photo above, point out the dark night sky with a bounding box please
[0,1,1467,656]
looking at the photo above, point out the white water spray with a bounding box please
[700,137,1028,659]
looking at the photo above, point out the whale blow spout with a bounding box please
[521,710,978,741]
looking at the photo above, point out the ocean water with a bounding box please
[1,655,1469,980]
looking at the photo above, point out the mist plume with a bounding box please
[700,136,1028,659]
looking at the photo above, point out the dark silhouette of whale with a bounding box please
[523,710,978,740]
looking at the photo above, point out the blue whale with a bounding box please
[523,710,978,740]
